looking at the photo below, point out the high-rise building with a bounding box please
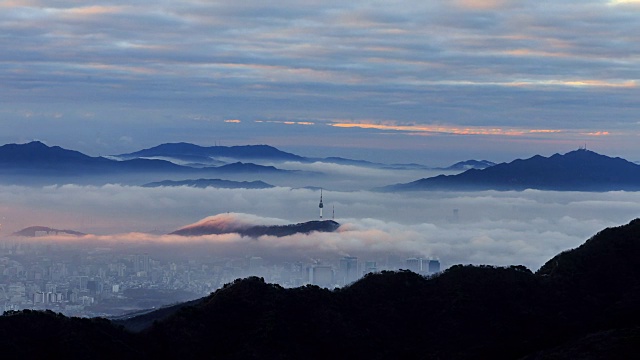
[134,254,150,273]
[310,265,333,288]
[428,260,441,274]
[45,283,57,293]
[421,259,431,274]
[364,261,377,275]
[406,258,421,273]
[87,279,103,294]
[339,256,359,285]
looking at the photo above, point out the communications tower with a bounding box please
[319,189,324,219]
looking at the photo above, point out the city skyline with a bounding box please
[0,235,441,317]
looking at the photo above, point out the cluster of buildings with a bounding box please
[0,240,441,318]
[307,256,440,288]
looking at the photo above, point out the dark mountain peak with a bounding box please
[142,142,282,154]
[13,226,86,237]
[1,141,85,155]
[563,149,632,165]
[564,148,599,156]
[524,148,628,164]
[0,141,194,184]
[0,141,98,167]
[516,149,635,172]
[528,154,546,161]
[549,148,602,159]
[141,142,210,153]
[117,142,305,162]
[23,140,47,148]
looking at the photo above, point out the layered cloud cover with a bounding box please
[1,1,639,163]
[2,184,639,270]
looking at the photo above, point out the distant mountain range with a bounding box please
[170,217,340,237]
[115,142,473,171]
[143,179,274,189]
[6,142,640,192]
[0,141,499,189]
[3,219,640,358]
[0,141,298,185]
[12,226,85,237]
[380,149,640,192]
[0,141,183,173]
[115,142,306,165]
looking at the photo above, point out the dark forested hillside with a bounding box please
[3,219,640,359]
[0,310,142,359]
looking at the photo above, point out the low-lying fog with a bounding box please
[261,161,452,191]
[0,159,455,192]
[2,184,639,271]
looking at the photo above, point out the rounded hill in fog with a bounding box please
[170,213,340,238]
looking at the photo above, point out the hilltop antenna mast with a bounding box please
[332,205,335,220]
[319,189,324,219]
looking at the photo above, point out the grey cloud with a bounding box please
[0,1,639,161]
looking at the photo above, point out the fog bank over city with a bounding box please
[2,184,639,270]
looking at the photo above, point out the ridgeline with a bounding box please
[380,149,640,192]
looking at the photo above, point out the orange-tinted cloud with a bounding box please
[256,120,315,126]
[454,0,511,10]
[62,5,124,16]
[331,122,528,136]
[583,131,610,136]
[551,80,636,88]
[503,49,572,59]
[529,129,562,134]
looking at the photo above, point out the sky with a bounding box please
[1,0,639,165]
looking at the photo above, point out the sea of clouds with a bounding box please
[1,184,639,270]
